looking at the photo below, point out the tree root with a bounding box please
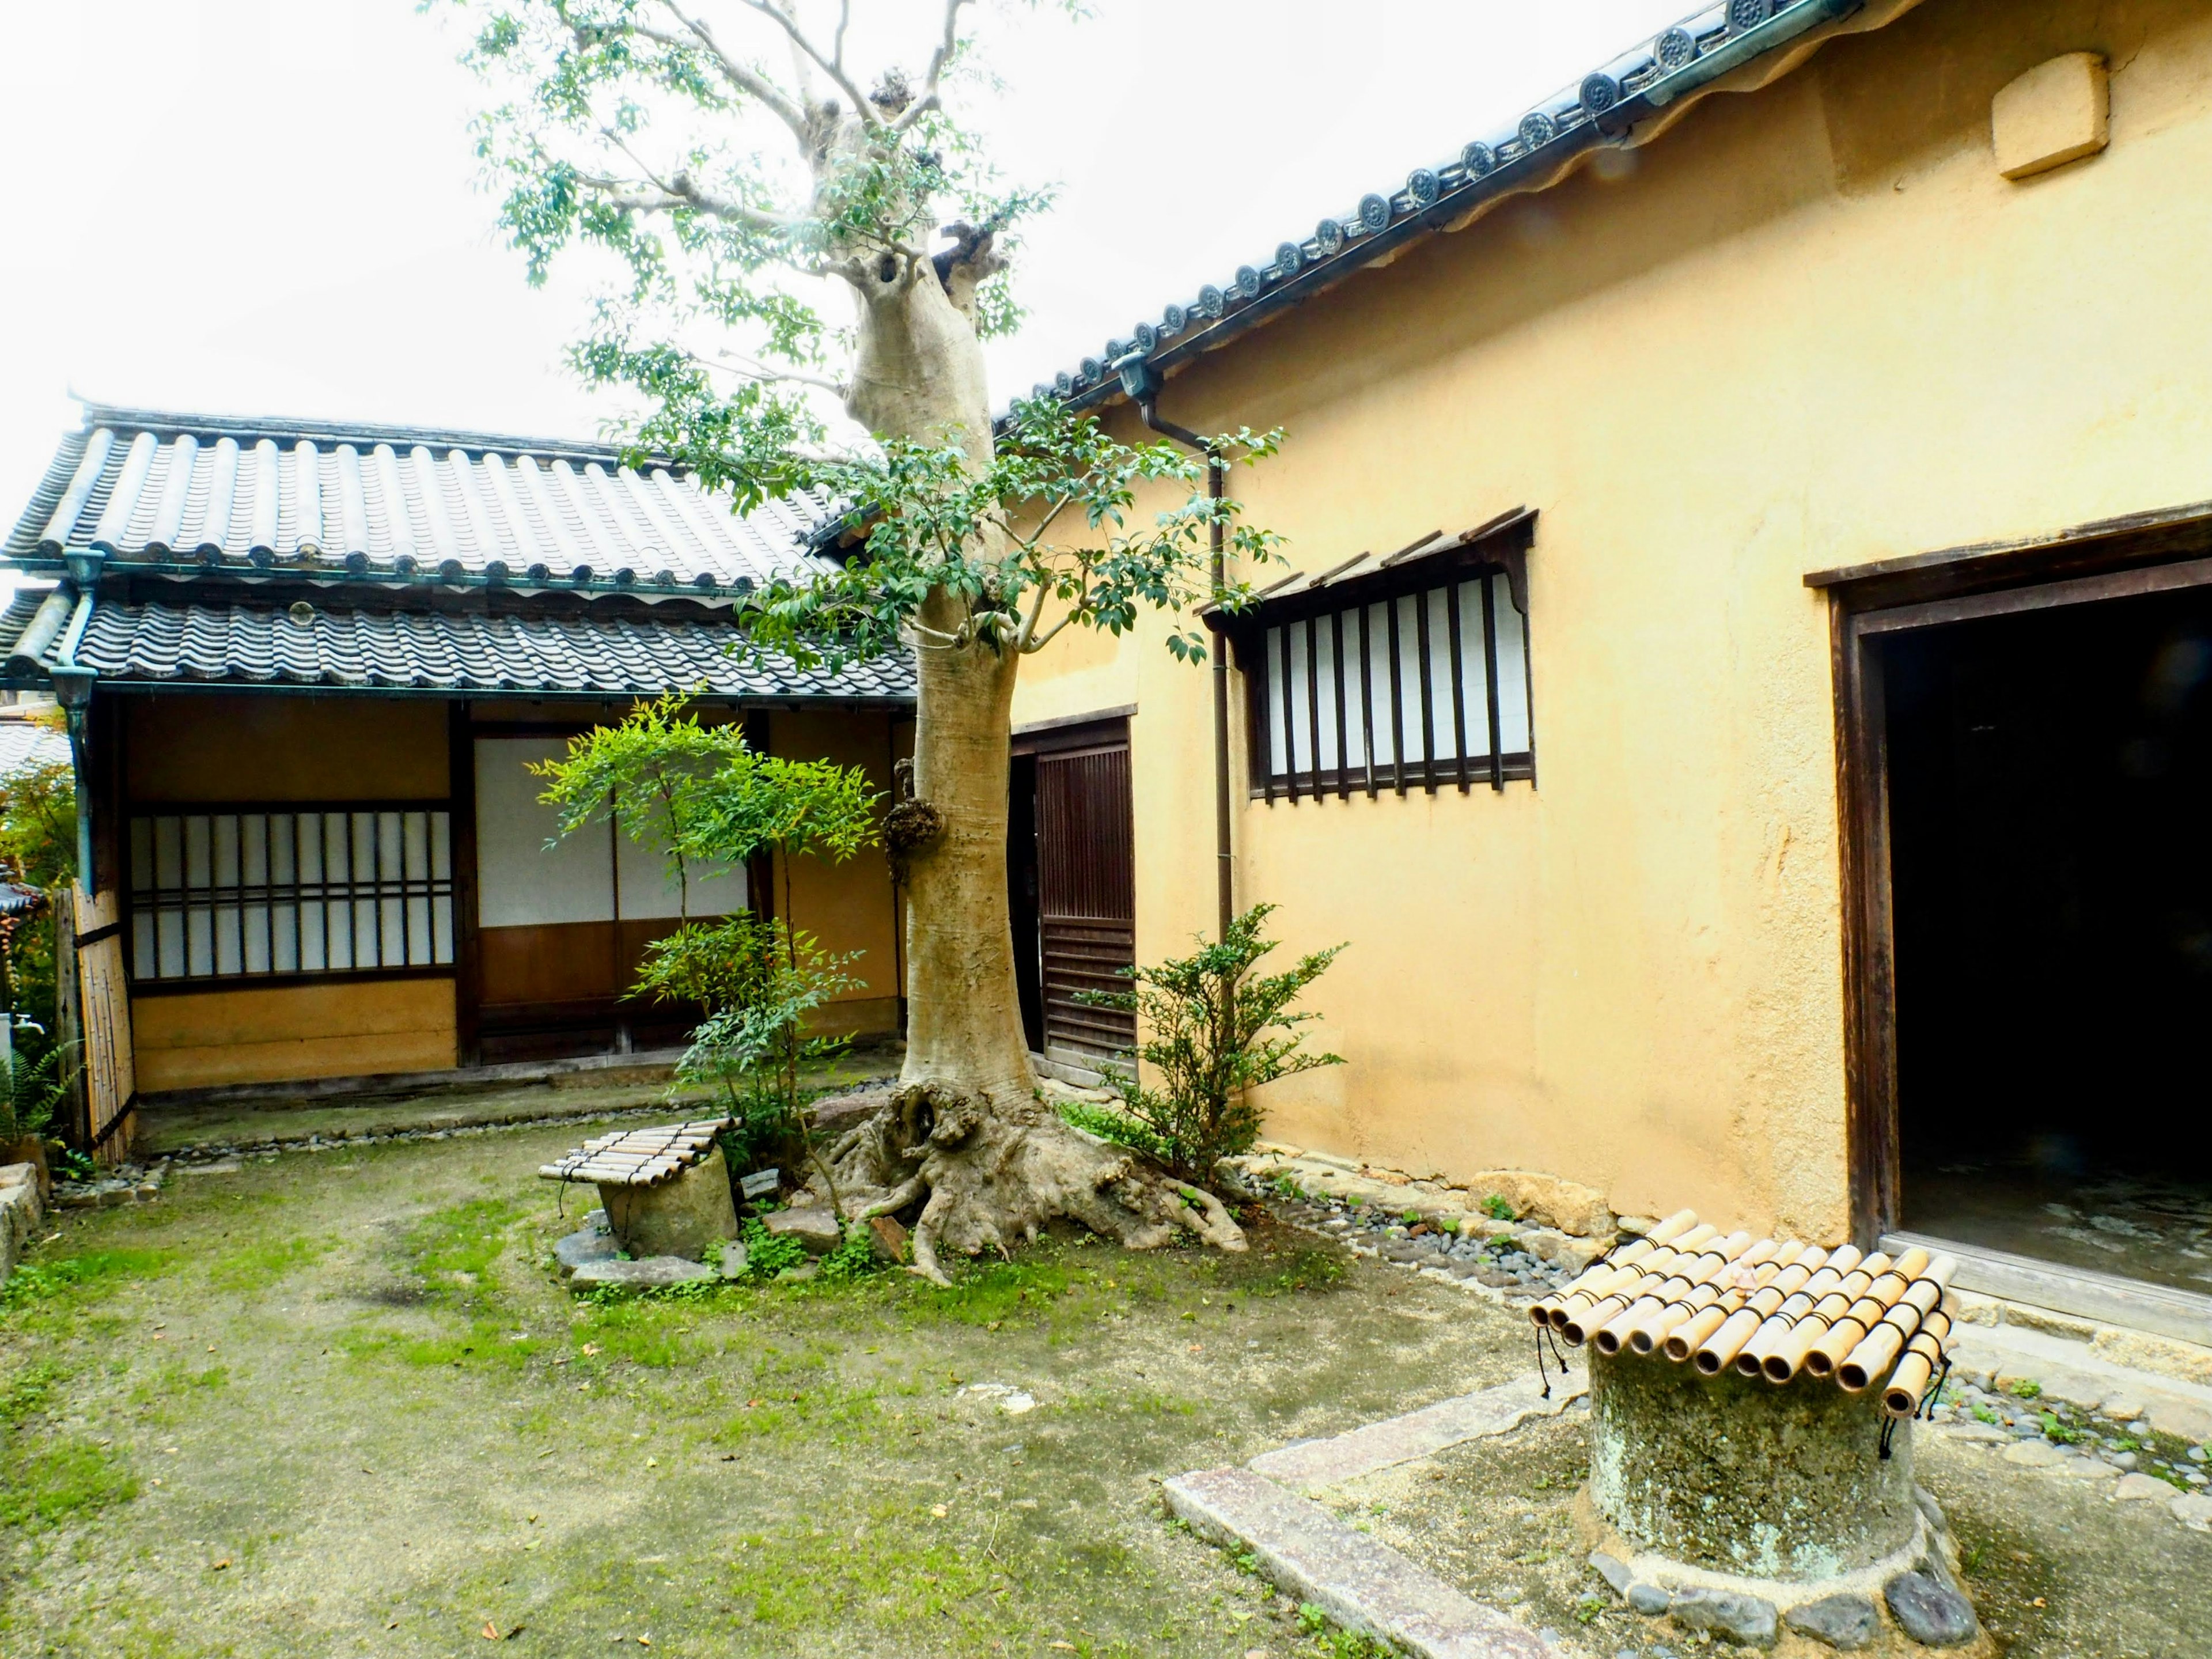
[809,1081,1246,1285]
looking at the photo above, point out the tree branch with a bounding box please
[690,347,847,399]
[639,3,810,140]
[738,0,877,127]
[891,0,973,132]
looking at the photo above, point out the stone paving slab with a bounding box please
[1250,1368,1587,1488]
[1164,1465,1552,1659]
[1949,1323,2212,1442]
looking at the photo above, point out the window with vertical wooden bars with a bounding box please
[1248,565,1532,801]
[128,806,456,983]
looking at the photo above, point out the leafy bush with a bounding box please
[1481,1194,1517,1222]
[1075,904,1344,1185]
[0,1044,64,1142]
[1055,1098,1172,1165]
[0,747,74,1072]
[734,1216,809,1282]
[819,1224,884,1283]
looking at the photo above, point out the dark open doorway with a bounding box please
[1882,588,2212,1297]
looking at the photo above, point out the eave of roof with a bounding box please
[1008,0,1918,429]
[0,585,915,706]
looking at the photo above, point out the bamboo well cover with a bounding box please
[1530,1210,1958,1418]
[537,1119,733,1190]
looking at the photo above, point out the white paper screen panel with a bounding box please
[474,737,614,927]
[128,809,453,980]
[611,816,746,921]
[1261,572,1530,788]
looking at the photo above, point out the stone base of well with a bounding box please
[598,1148,738,1260]
[1581,1349,1987,1651]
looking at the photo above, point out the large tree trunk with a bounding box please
[806,195,1245,1279]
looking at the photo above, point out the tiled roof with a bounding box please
[1017,0,1877,422]
[6,404,832,598]
[0,713,68,777]
[0,588,914,703]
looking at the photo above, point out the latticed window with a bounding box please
[128,806,454,982]
[1223,512,1537,800]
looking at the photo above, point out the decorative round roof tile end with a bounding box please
[1462,141,1497,178]
[1357,192,1392,234]
[1580,73,1622,115]
[1232,265,1262,301]
[1132,321,1158,353]
[1407,168,1441,207]
[1656,25,1697,68]
[1518,111,1556,150]
[1728,0,1772,31]
[1273,241,1304,279]
[1196,285,1225,320]
[1314,218,1346,256]
[1160,302,1187,336]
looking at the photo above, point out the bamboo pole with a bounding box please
[1627,1240,1783,1354]
[1882,1309,1956,1417]
[1594,1232,1755,1354]
[1839,1259,1956,1393]
[1530,1209,1699,1327]
[1556,1224,1723,1342]
[1547,1219,1715,1334]
[1666,1245,1805,1362]
[1694,1246,1828,1373]
[1803,1247,1931,1378]
[1762,1253,1892,1384]
[1583,1230,1749,1351]
[1732,1245,1864,1377]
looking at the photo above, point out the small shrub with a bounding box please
[819,1224,882,1283]
[1481,1194,1516,1222]
[2008,1378,2043,1400]
[1056,1099,1172,1165]
[1074,903,1344,1185]
[736,1217,809,1282]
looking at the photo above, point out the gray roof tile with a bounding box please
[7,404,832,597]
[0,588,913,703]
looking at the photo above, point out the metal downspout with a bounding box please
[48,558,101,896]
[1115,356,1234,944]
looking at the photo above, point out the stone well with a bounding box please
[1578,1348,1987,1652]
[1589,1345,1918,1580]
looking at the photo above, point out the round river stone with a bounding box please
[1586,1348,1918,1581]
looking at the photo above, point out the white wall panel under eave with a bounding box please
[474,737,614,927]
[611,818,746,921]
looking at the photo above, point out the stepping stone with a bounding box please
[2112,1472,2173,1502]
[1883,1573,1977,1647]
[1783,1593,1877,1650]
[764,1208,842,1255]
[554,1226,618,1277]
[1668,1588,1777,1649]
[1164,1466,1550,1658]
[570,1257,713,1294]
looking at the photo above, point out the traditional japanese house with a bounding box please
[1010,0,2212,1347]
[0,404,912,1155]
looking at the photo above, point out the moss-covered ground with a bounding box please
[0,1116,1528,1658]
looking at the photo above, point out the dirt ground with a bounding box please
[5,1118,2209,1658]
[0,1116,1523,1658]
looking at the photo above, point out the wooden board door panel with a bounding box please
[1035,744,1135,1061]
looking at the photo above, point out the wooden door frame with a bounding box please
[1813,499,2212,1247]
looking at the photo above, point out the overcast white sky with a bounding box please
[0,0,1692,527]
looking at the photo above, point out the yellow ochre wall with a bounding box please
[759,708,911,1037]
[1012,0,2212,1242]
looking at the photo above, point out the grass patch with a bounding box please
[206,1232,328,1294]
[0,1248,173,1319]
